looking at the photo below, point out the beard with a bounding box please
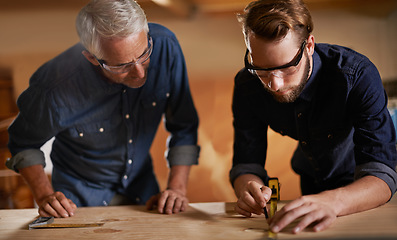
[265,54,311,103]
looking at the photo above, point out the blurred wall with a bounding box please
[1,4,396,203]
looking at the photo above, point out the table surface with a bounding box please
[1,197,396,240]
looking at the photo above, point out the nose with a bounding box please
[129,64,146,78]
[264,74,284,91]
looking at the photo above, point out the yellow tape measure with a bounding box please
[268,177,280,218]
[267,178,280,239]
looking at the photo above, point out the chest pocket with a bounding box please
[67,117,124,150]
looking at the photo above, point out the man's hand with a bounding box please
[38,191,77,218]
[233,174,272,217]
[268,176,390,234]
[146,189,189,214]
[269,194,337,234]
[146,165,191,214]
[19,165,76,218]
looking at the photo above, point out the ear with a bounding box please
[82,50,100,66]
[306,35,315,56]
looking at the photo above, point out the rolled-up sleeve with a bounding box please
[6,149,46,172]
[166,145,200,166]
[355,162,397,198]
[229,163,269,187]
[162,32,200,166]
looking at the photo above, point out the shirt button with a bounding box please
[125,114,130,119]
[297,113,303,118]
[128,159,132,164]
[123,175,128,180]
[128,139,133,144]
[99,128,104,132]
[152,102,156,107]
[79,133,84,137]
[123,89,127,93]
[166,93,170,98]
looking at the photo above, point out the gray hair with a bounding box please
[76,0,149,58]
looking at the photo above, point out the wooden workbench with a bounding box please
[1,197,396,240]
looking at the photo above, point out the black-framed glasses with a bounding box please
[245,40,307,79]
[95,35,153,74]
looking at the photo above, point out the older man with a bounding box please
[7,0,199,218]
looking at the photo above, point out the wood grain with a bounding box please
[1,197,396,240]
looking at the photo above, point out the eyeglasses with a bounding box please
[245,40,307,79]
[95,35,153,74]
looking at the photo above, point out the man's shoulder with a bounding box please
[315,43,372,70]
[148,23,176,40]
[30,43,92,90]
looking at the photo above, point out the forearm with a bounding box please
[19,164,54,205]
[320,175,391,217]
[166,165,191,195]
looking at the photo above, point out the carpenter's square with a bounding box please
[29,216,104,230]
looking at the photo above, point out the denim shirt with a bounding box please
[7,23,200,206]
[230,43,397,196]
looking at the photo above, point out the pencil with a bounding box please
[260,186,269,219]
[264,206,269,219]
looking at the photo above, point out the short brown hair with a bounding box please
[238,0,313,43]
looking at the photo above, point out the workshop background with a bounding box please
[1,0,397,209]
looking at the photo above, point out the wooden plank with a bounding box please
[1,197,396,239]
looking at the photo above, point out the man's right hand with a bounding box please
[38,191,77,218]
[19,165,76,218]
[233,174,271,217]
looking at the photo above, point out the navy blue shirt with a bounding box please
[230,43,397,196]
[7,23,200,206]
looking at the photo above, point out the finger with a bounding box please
[49,195,71,218]
[270,202,312,233]
[291,209,335,234]
[157,191,169,214]
[246,182,268,209]
[238,191,263,215]
[234,203,252,217]
[312,215,335,232]
[164,193,177,214]
[180,198,189,212]
[54,192,75,217]
[39,198,62,218]
[172,197,184,213]
[38,204,58,218]
[259,186,272,206]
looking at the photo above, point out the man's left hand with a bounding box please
[269,193,337,234]
[146,189,189,214]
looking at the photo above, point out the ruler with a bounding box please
[29,216,104,229]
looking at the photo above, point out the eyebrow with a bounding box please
[99,36,151,67]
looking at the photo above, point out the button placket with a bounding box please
[121,88,134,188]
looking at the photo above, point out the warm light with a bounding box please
[151,0,172,7]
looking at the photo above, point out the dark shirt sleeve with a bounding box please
[162,32,200,166]
[349,59,397,196]
[229,69,269,185]
[7,83,59,172]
